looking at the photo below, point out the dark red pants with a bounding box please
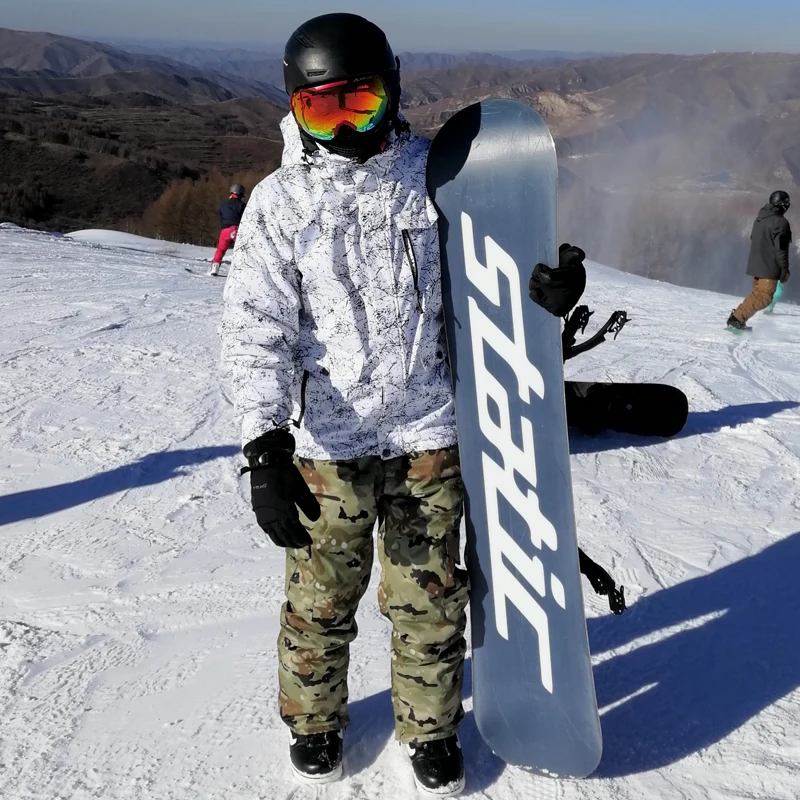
[212,225,238,265]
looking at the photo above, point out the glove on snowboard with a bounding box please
[529,243,587,317]
[242,428,320,549]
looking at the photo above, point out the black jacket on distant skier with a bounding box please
[219,197,247,230]
[746,204,792,282]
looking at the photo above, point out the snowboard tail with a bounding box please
[566,381,689,437]
[428,101,601,777]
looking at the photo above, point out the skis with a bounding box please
[428,100,602,777]
[566,381,689,437]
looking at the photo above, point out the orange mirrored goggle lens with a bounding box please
[290,75,390,142]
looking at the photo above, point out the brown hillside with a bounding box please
[0,93,284,232]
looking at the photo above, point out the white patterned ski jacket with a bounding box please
[221,115,457,460]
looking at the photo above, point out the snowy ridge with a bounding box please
[0,225,219,264]
[1,225,799,800]
[65,229,218,263]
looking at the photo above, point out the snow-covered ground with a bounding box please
[1,225,799,800]
[65,229,218,263]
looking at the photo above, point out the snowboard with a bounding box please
[725,323,752,336]
[427,100,602,777]
[565,380,689,437]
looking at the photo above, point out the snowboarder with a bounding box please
[210,184,247,276]
[220,13,581,795]
[727,191,792,332]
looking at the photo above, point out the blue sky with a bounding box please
[6,0,800,54]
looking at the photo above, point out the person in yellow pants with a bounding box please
[727,191,792,332]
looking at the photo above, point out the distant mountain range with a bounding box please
[400,51,800,191]
[0,28,287,106]
[113,43,613,92]
[2,27,799,300]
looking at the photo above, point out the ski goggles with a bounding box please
[290,74,390,142]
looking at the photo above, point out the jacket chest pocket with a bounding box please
[401,229,423,312]
[397,222,441,308]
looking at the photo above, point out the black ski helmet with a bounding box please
[283,14,403,161]
[230,184,246,198]
[769,190,791,211]
[283,13,397,95]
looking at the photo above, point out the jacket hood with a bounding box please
[757,204,785,221]
[280,113,306,167]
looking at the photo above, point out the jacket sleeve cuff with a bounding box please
[241,412,289,450]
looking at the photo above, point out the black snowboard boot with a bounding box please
[726,311,752,332]
[407,735,465,797]
[289,730,343,784]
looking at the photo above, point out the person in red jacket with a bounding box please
[210,184,247,276]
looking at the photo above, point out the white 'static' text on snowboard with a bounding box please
[462,211,562,694]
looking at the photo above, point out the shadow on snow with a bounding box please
[569,400,799,454]
[589,531,800,777]
[0,446,239,525]
[349,533,800,788]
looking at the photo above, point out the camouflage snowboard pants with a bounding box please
[278,448,469,744]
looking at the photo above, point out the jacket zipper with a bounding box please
[401,230,423,313]
[293,369,309,429]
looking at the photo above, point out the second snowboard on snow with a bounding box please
[427,100,602,777]
[566,381,689,437]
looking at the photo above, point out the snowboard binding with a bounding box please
[563,306,629,361]
[578,548,627,615]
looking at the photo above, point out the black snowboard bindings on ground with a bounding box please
[408,735,465,797]
[579,548,627,614]
[560,303,689,438]
[562,304,629,361]
[289,730,343,784]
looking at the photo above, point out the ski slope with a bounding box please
[64,229,217,262]
[1,224,799,800]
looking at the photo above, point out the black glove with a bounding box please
[529,243,587,317]
[781,270,790,284]
[579,548,627,615]
[242,429,320,548]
